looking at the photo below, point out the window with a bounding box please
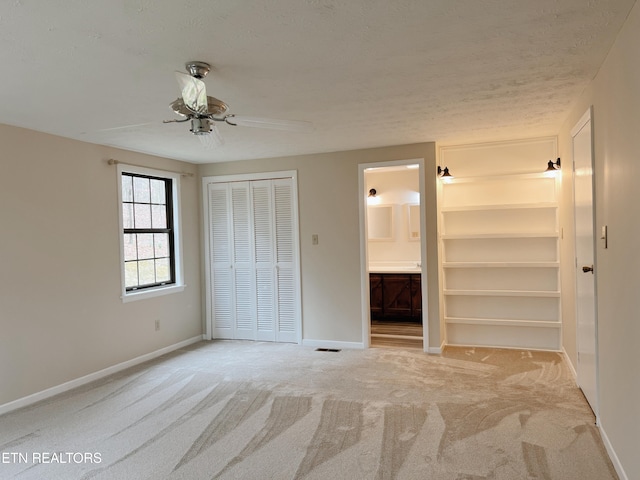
[117,165,184,301]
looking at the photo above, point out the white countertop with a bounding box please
[369,262,421,274]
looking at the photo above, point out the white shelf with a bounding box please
[443,262,559,268]
[444,289,560,298]
[441,232,558,240]
[437,157,561,351]
[440,171,557,184]
[441,202,557,212]
[445,317,561,329]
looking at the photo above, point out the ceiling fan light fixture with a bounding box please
[190,118,211,135]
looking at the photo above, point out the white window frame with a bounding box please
[116,163,185,302]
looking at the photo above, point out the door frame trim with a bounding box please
[358,158,429,351]
[202,170,302,343]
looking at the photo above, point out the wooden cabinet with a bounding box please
[369,274,384,317]
[370,273,422,322]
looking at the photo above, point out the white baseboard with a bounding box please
[302,339,364,350]
[0,335,204,416]
[428,340,446,354]
[599,423,628,480]
[562,347,577,380]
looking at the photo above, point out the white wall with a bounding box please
[365,168,421,264]
[198,143,440,348]
[558,2,640,478]
[0,125,202,407]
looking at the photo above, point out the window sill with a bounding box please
[121,284,186,303]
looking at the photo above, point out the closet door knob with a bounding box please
[582,265,594,273]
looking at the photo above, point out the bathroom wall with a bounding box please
[365,167,421,265]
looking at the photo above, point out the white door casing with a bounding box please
[572,107,599,417]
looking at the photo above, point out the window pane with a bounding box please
[137,234,154,259]
[121,171,177,293]
[151,205,167,228]
[133,176,151,203]
[122,175,133,202]
[138,259,155,285]
[154,233,169,258]
[134,204,151,228]
[150,179,166,204]
[124,261,138,287]
[122,203,134,229]
[123,234,137,261]
[156,258,171,283]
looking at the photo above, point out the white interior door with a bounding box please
[572,107,598,416]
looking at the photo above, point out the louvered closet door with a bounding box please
[251,181,276,341]
[208,183,234,339]
[230,182,256,340]
[208,177,299,343]
[273,178,297,343]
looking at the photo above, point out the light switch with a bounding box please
[312,234,319,245]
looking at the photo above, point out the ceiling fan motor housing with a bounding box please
[190,118,211,135]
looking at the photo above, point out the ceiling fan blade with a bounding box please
[209,124,224,146]
[226,115,313,132]
[95,122,154,132]
[196,124,224,149]
[175,71,208,114]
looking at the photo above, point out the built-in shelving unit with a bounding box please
[439,171,561,351]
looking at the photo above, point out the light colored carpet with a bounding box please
[0,341,618,479]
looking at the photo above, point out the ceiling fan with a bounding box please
[164,61,312,147]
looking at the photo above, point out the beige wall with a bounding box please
[558,1,640,477]
[0,125,202,406]
[198,143,440,347]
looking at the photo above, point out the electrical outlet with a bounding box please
[155,319,160,331]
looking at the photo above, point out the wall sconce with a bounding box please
[368,188,377,197]
[545,158,561,171]
[437,166,453,178]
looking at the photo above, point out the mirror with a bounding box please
[368,205,394,241]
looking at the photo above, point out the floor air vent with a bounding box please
[315,348,342,352]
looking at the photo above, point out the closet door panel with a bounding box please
[273,179,298,342]
[252,181,276,340]
[276,267,297,342]
[212,267,233,336]
[234,267,255,339]
[208,184,234,338]
[230,183,257,339]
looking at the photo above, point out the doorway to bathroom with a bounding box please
[360,160,427,350]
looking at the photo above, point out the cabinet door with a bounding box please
[382,274,412,319]
[410,274,422,321]
[369,274,383,319]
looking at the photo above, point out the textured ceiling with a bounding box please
[0,0,635,163]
